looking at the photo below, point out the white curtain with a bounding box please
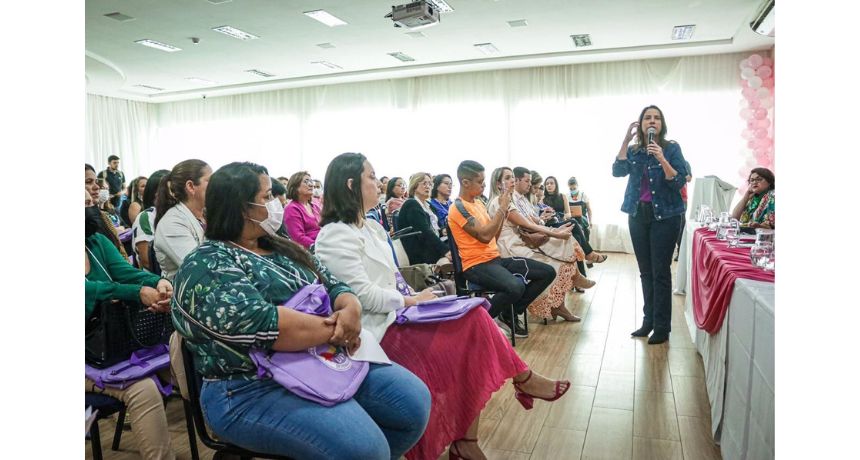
[85,94,157,178]
[86,50,770,253]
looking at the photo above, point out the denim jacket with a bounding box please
[612,141,687,220]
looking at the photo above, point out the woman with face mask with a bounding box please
[171,162,431,459]
[85,190,176,460]
[283,171,322,249]
[153,159,212,281]
[86,164,129,259]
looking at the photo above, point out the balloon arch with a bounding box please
[737,53,774,193]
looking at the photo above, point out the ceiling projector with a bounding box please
[385,1,441,29]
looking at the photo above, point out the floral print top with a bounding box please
[171,240,353,380]
[740,190,775,228]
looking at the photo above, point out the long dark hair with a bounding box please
[127,176,147,204]
[143,170,170,209]
[320,152,367,227]
[154,159,209,228]
[749,167,775,191]
[205,162,318,274]
[635,104,669,150]
[543,176,565,213]
[431,174,451,200]
[385,176,404,201]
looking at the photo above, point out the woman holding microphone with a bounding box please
[613,105,688,345]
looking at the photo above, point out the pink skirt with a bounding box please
[380,307,528,460]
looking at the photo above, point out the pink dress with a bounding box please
[283,200,321,248]
[380,307,528,460]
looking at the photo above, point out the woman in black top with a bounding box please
[398,172,451,265]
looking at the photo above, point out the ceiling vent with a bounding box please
[507,19,528,28]
[316,42,336,49]
[245,69,275,78]
[388,52,416,62]
[133,84,165,91]
[571,34,592,47]
[751,0,774,37]
[104,12,135,22]
[207,0,233,4]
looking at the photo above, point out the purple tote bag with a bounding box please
[249,283,369,407]
[393,272,490,324]
[85,344,173,396]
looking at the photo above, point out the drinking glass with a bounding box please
[749,245,772,268]
[726,227,740,247]
[755,228,775,248]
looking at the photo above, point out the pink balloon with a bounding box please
[755,118,770,129]
[747,139,757,149]
[762,78,774,88]
[756,65,773,79]
[756,87,771,99]
[747,120,757,130]
[742,87,756,99]
[739,58,750,70]
[754,128,768,139]
[741,67,755,79]
[760,97,774,109]
[748,54,763,69]
[742,129,753,140]
[753,108,767,120]
[748,76,763,88]
[756,137,772,148]
[762,56,774,67]
[741,79,750,88]
[748,98,761,109]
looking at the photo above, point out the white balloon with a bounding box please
[739,58,750,70]
[741,67,755,79]
[760,97,774,109]
[756,87,771,99]
[748,76,763,88]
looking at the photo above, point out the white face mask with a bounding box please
[248,198,284,236]
[312,188,322,198]
[98,189,110,205]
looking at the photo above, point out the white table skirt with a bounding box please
[684,267,774,460]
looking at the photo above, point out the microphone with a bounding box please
[647,127,656,145]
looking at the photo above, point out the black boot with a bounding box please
[631,324,653,337]
[647,331,669,345]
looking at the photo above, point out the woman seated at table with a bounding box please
[397,172,452,265]
[731,167,775,229]
[85,190,175,460]
[429,174,454,238]
[315,153,571,460]
[131,169,169,272]
[153,159,211,281]
[283,170,322,248]
[488,167,594,321]
[171,162,431,460]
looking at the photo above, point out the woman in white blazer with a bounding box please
[314,152,571,460]
[153,159,211,281]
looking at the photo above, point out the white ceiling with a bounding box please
[85,0,774,103]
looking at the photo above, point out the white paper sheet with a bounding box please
[348,329,391,365]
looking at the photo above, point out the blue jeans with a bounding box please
[464,257,556,318]
[628,202,683,334]
[200,363,431,460]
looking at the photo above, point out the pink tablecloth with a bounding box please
[691,228,774,334]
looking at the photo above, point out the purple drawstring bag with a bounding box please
[85,344,173,396]
[248,283,369,407]
[393,273,490,324]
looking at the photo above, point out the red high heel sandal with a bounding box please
[448,438,479,460]
[512,370,570,410]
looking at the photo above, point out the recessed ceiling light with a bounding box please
[316,42,336,49]
[406,31,426,38]
[312,61,343,70]
[135,39,182,52]
[207,0,233,4]
[304,10,348,27]
[570,34,592,47]
[104,12,135,22]
[185,77,217,85]
[427,0,455,13]
[474,43,500,55]
[388,52,415,62]
[245,69,275,78]
[671,25,695,40]
[212,25,259,40]
[507,19,528,28]
[133,84,165,91]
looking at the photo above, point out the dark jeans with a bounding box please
[464,257,556,318]
[675,203,687,252]
[628,202,683,334]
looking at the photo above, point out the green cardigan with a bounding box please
[85,233,161,318]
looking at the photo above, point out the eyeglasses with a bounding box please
[302,179,314,186]
[748,177,765,184]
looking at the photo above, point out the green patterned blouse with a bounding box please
[171,240,353,380]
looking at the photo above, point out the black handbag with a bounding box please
[85,300,173,369]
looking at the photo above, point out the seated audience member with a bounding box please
[378,176,390,205]
[98,178,127,232]
[398,172,452,265]
[429,174,454,239]
[567,176,593,242]
[488,167,593,323]
[85,190,175,460]
[172,162,431,459]
[731,167,774,229]
[385,176,407,230]
[312,178,324,208]
[131,169,169,272]
[283,171,321,248]
[121,176,147,227]
[276,176,290,191]
[86,164,128,259]
[271,178,288,207]
[448,161,557,338]
[153,159,211,281]
[543,176,572,220]
[315,153,571,460]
